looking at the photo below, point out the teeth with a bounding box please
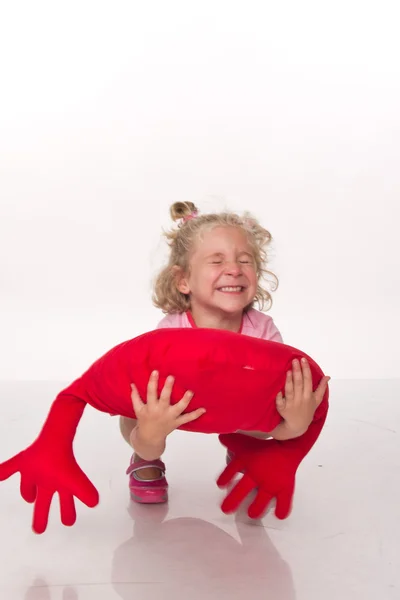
[219,286,243,292]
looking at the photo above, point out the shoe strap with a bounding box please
[126,458,166,476]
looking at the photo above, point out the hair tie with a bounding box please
[180,210,198,226]
[243,217,256,228]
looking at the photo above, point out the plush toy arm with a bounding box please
[0,390,98,534]
[218,395,328,519]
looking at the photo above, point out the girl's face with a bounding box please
[177,226,258,315]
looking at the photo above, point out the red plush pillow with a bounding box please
[0,328,329,533]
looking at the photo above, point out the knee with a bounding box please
[119,416,137,443]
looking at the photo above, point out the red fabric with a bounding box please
[0,392,98,533]
[218,409,327,519]
[0,327,329,533]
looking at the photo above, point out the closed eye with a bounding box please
[210,259,252,263]
[208,257,253,265]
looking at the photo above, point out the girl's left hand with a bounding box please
[275,358,330,437]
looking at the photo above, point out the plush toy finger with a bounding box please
[59,493,77,527]
[33,487,55,534]
[220,475,256,514]
[67,467,99,508]
[275,485,294,520]
[20,474,37,503]
[216,458,242,488]
[0,453,22,481]
[247,490,275,519]
[0,453,38,503]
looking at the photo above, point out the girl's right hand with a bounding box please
[130,370,206,444]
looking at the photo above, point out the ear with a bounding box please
[172,265,190,295]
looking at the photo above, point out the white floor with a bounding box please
[0,379,399,600]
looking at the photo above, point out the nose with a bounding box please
[224,261,242,276]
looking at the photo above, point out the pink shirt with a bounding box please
[156,308,283,343]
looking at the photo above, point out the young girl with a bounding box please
[120,202,329,504]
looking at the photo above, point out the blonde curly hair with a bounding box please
[152,201,279,314]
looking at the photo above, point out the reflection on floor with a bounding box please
[0,379,398,599]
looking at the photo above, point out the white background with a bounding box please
[1,0,399,382]
[0,7,399,598]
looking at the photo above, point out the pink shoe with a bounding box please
[126,457,168,504]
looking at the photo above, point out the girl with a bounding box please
[120,202,330,504]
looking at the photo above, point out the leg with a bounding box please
[119,415,137,445]
[119,416,163,479]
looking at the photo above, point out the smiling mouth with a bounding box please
[217,286,246,293]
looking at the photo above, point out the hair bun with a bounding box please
[170,201,198,222]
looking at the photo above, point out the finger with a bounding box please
[221,476,255,514]
[314,376,331,407]
[130,384,144,415]
[275,392,285,416]
[248,490,275,519]
[275,483,295,519]
[217,459,241,488]
[69,470,99,508]
[0,453,21,481]
[20,475,37,503]
[32,488,54,534]
[284,370,294,402]
[159,375,174,406]
[292,359,304,395]
[146,370,159,405]
[59,492,77,527]
[177,407,206,427]
[300,357,313,396]
[172,390,195,416]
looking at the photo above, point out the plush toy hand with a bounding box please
[218,399,328,520]
[217,434,297,519]
[0,442,99,534]
[0,391,99,533]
